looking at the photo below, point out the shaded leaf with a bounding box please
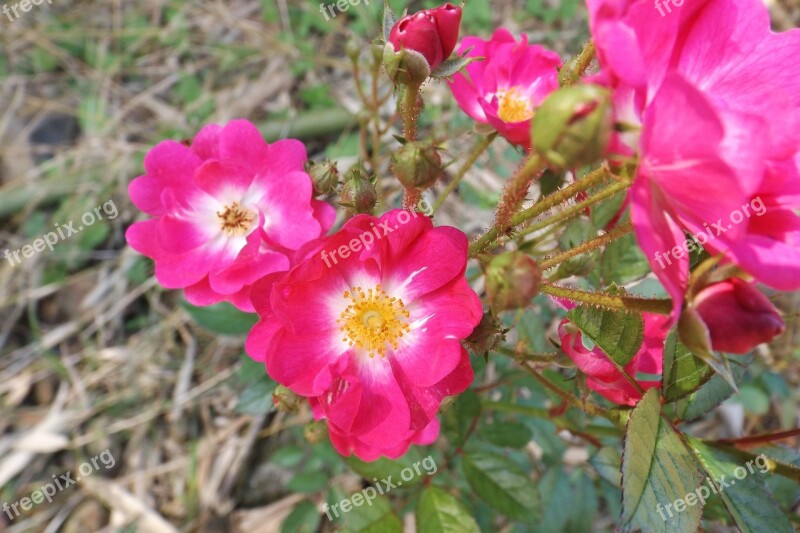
[182,301,258,336]
[567,304,644,366]
[416,487,479,533]
[462,451,540,521]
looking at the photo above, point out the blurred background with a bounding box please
[1,0,799,531]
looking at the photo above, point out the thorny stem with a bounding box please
[559,40,596,86]
[539,221,633,270]
[432,133,497,214]
[538,282,673,315]
[493,153,546,234]
[468,166,616,256]
[400,82,422,208]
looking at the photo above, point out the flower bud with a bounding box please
[383,44,431,86]
[303,420,328,444]
[345,38,360,62]
[465,312,507,357]
[531,84,612,169]
[339,167,377,215]
[391,141,443,190]
[485,252,542,312]
[371,40,385,66]
[272,385,302,414]
[691,278,784,354]
[305,160,339,197]
[385,3,462,81]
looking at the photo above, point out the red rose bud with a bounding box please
[387,3,462,72]
[692,278,784,354]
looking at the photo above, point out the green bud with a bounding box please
[340,166,378,215]
[305,160,339,197]
[383,43,431,86]
[272,385,302,414]
[532,84,612,169]
[371,40,385,66]
[485,252,542,312]
[391,141,443,190]
[345,38,360,62]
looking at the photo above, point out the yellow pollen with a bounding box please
[217,202,255,236]
[337,284,410,358]
[497,86,534,123]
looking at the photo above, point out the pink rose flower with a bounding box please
[388,3,462,71]
[558,312,669,406]
[125,119,334,311]
[587,0,800,317]
[245,210,482,460]
[448,29,561,149]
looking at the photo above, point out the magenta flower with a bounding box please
[693,279,784,354]
[125,120,334,311]
[447,29,561,149]
[245,210,482,460]
[558,312,669,406]
[388,3,462,71]
[587,0,800,316]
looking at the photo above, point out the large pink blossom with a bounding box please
[447,29,561,149]
[245,210,482,460]
[558,312,669,406]
[588,0,800,317]
[125,120,334,311]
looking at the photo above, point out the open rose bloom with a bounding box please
[245,210,482,460]
[126,119,334,311]
[588,0,800,315]
[448,29,561,149]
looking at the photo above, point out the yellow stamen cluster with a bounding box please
[217,202,255,236]
[497,86,535,123]
[337,284,410,358]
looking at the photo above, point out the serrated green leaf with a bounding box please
[462,451,540,521]
[281,501,320,533]
[416,487,479,533]
[662,330,712,401]
[688,438,793,533]
[567,304,644,366]
[430,52,483,79]
[342,495,402,533]
[182,301,258,336]
[443,389,481,447]
[601,234,650,284]
[591,446,622,486]
[382,1,398,41]
[621,389,701,533]
[478,421,532,448]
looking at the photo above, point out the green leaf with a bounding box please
[462,451,540,521]
[688,438,793,533]
[382,0,398,41]
[430,52,483,80]
[566,304,644,366]
[342,495,402,533]
[182,301,258,336]
[235,379,276,415]
[416,487,479,533]
[621,389,701,533]
[601,234,651,284]
[281,501,320,533]
[478,421,532,448]
[443,389,481,447]
[591,446,622,486]
[662,330,712,401]
[345,448,430,488]
[677,307,737,392]
[287,471,329,493]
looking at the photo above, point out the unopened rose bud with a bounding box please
[532,84,612,169]
[691,278,784,354]
[485,252,542,312]
[465,312,507,357]
[273,385,302,414]
[371,41,385,66]
[345,38,360,62]
[340,167,377,215]
[303,420,328,444]
[384,3,462,85]
[391,141,443,190]
[305,160,339,197]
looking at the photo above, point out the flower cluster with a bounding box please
[125,0,797,463]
